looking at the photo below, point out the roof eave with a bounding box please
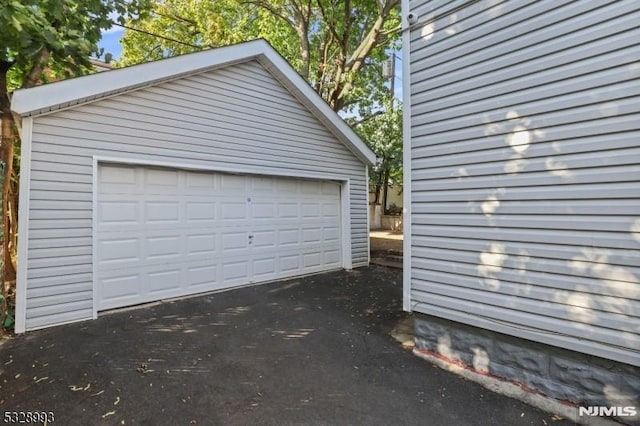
[10,39,376,166]
[11,40,267,118]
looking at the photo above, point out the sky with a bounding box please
[97,26,125,61]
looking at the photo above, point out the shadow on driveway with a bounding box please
[0,266,571,425]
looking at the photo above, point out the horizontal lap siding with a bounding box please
[26,60,367,330]
[408,0,640,365]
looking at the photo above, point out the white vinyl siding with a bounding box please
[25,60,368,330]
[407,0,640,366]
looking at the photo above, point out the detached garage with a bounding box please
[11,39,375,333]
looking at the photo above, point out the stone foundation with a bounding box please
[414,313,640,425]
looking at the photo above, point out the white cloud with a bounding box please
[102,26,124,35]
[102,11,124,34]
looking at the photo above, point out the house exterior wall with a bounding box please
[405,0,640,372]
[23,60,368,330]
[413,314,640,424]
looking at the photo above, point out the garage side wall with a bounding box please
[25,60,368,330]
[407,0,640,367]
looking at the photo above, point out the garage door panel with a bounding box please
[222,202,248,220]
[278,228,300,246]
[277,202,298,218]
[186,264,217,289]
[279,254,301,272]
[147,268,182,294]
[276,179,298,192]
[223,260,250,281]
[325,250,341,265]
[222,232,250,251]
[144,168,179,192]
[97,237,141,266]
[145,235,182,260]
[185,172,217,191]
[98,201,139,226]
[97,164,342,311]
[186,201,216,221]
[324,227,340,242]
[252,230,276,248]
[251,176,275,191]
[98,165,139,194]
[303,252,322,268]
[322,181,340,194]
[251,202,275,219]
[220,174,247,190]
[186,233,217,255]
[145,201,180,223]
[302,203,321,217]
[322,202,340,217]
[252,257,277,279]
[99,273,141,309]
[300,180,323,194]
[302,227,322,243]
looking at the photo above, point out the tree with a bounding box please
[118,0,400,114]
[353,103,402,209]
[118,0,271,64]
[246,0,400,113]
[0,0,151,333]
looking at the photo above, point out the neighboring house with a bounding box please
[11,39,375,333]
[403,0,639,421]
[88,58,113,72]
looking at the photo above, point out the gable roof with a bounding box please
[11,39,376,165]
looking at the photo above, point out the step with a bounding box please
[370,258,402,269]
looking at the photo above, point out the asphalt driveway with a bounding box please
[0,266,571,425]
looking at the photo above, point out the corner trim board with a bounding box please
[341,179,353,270]
[402,0,413,312]
[15,117,33,333]
[365,164,371,264]
[91,156,99,319]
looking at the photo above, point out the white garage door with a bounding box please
[96,164,342,311]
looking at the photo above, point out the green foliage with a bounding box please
[119,0,400,114]
[0,0,153,335]
[354,104,403,202]
[307,0,401,115]
[118,0,281,65]
[4,310,14,329]
[0,0,152,91]
[0,293,13,330]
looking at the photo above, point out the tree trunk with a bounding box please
[0,61,16,331]
[382,168,390,214]
[0,112,13,331]
[373,182,381,205]
[9,171,18,261]
[1,114,15,279]
[296,23,311,80]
